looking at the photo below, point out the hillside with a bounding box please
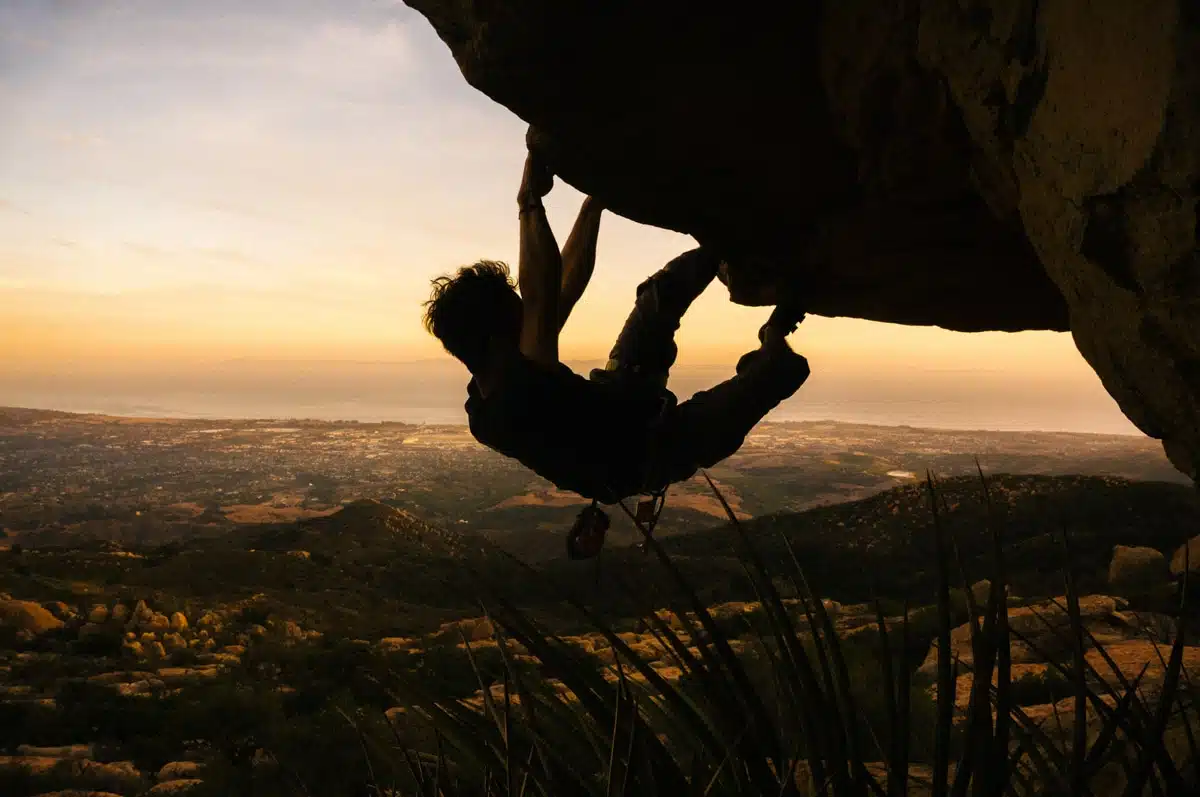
[247,498,463,558]
[656,474,1200,603]
[5,475,1196,634]
[3,501,550,639]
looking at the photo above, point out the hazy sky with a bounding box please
[0,0,1144,434]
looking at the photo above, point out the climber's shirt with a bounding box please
[465,351,670,503]
[466,345,810,503]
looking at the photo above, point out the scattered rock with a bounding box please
[77,623,106,638]
[87,605,110,624]
[378,637,415,652]
[15,745,93,760]
[1085,639,1200,702]
[88,671,156,685]
[1111,610,1176,642]
[968,580,994,606]
[146,613,171,633]
[168,612,188,632]
[919,595,1148,675]
[0,757,145,793]
[155,666,219,685]
[195,612,221,630]
[144,779,203,795]
[1,684,37,697]
[44,601,73,620]
[156,761,203,782]
[114,678,165,697]
[1108,545,1168,593]
[1170,535,1200,576]
[131,600,154,627]
[65,760,144,793]
[0,600,65,634]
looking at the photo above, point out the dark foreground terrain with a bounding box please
[1,408,1197,794]
[1,467,1198,795]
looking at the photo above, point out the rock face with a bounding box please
[403,0,1200,478]
[1170,534,1200,575]
[1107,544,1169,593]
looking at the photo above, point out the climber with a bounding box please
[422,143,810,558]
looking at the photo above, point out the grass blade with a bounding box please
[927,472,955,797]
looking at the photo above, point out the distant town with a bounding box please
[1,406,1183,559]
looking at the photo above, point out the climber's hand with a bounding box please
[518,149,554,207]
[759,303,806,345]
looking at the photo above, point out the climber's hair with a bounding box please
[423,260,523,372]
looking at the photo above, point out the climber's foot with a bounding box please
[567,505,609,560]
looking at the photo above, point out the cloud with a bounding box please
[0,200,30,215]
[51,131,106,148]
[299,19,415,75]
[196,199,274,222]
[73,12,418,92]
[124,242,166,257]
[195,247,259,266]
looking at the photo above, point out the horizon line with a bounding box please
[0,404,1152,441]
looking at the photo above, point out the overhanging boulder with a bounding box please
[403,0,1200,479]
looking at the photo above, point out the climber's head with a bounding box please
[423,260,523,373]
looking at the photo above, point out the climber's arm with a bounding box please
[517,151,563,367]
[558,196,604,330]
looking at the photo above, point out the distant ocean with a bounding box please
[1,359,1145,436]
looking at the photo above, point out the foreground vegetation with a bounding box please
[377,472,1198,796]
[1,473,1197,795]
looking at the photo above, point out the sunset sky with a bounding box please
[0,0,1143,433]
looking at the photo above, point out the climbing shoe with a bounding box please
[567,504,610,560]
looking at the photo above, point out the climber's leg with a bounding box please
[589,247,721,391]
[666,313,810,470]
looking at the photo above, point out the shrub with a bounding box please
[379,471,1199,796]
[1008,667,1072,707]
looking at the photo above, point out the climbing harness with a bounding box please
[623,389,675,554]
[626,484,669,555]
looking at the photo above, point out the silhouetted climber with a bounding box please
[423,143,809,559]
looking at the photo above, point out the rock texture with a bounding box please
[1107,544,1169,593]
[1170,534,1200,575]
[0,600,65,635]
[917,594,1177,676]
[403,0,1200,478]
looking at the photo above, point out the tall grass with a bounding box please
[376,469,1197,796]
